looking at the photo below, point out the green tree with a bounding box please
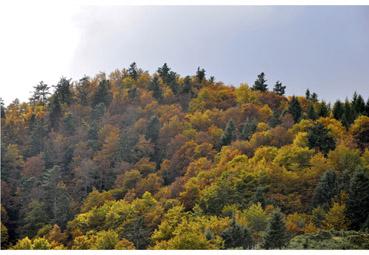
[145,115,160,143]
[312,170,337,209]
[317,101,330,117]
[221,218,254,249]
[273,81,286,96]
[196,67,206,83]
[252,72,268,92]
[352,92,366,116]
[53,77,72,105]
[240,119,257,140]
[148,76,163,102]
[219,119,237,147]
[262,211,288,249]
[307,103,317,120]
[333,100,344,120]
[128,62,139,80]
[288,96,302,123]
[346,170,369,230]
[307,123,336,155]
[93,79,112,107]
[21,200,48,237]
[30,81,50,105]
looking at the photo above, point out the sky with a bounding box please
[0,5,368,105]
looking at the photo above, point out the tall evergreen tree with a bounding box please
[332,100,344,120]
[196,67,206,83]
[30,81,50,105]
[219,119,237,147]
[145,115,160,143]
[317,101,330,117]
[342,99,355,128]
[307,123,336,155]
[352,92,366,116]
[312,170,337,209]
[148,76,163,102]
[92,79,112,107]
[252,72,268,92]
[49,96,62,129]
[54,77,72,105]
[305,89,311,100]
[128,62,138,80]
[288,96,302,123]
[273,81,286,96]
[240,120,257,140]
[346,170,369,230]
[307,103,317,120]
[221,218,254,249]
[262,211,288,249]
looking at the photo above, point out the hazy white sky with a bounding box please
[1,4,368,105]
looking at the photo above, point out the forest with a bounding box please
[1,63,369,249]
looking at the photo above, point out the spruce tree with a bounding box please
[342,99,355,127]
[262,211,288,249]
[332,100,344,120]
[317,101,329,117]
[54,77,72,105]
[196,67,206,83]
[352,93,366,116]
[346,170,369,230]
[273,81,286,96]
[305,89,311,100]
[128,62,138,80]
[30,81,50,105]
[288,96,302,123]
[221,218,254,249]
[312,170,337,209]
[148,76,163,102]
[49,96,62,129]
[93,79,111,107]
[240,120,257,140]
[252,72,268,92]
[145,115,161,143]
[307,123,336,155]
[219,119,237,147]
[307,103,317,120]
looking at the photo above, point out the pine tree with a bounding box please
[30,81,50,105]
[346,170,369,230]
[352,92,366,116]
[240,120,257,140]
[307,103,317,120]
[305,89,311,100]
[273,81,286,96]
[92,79,111,107]
[128,62,138,80]
[312,170,337,209]
[365,98,369,116]
[49,96,62,129]
[196,67,206,83]
[54,77,72,105]
[0,98,5,119]
[219,119,237,147]
[262,211,288,249]
[252,72,268,92]
[148,76,163,102]
[342,99,355,128]
[307,123,336,155]
[332,100,344,120]
[288,96,302,123]
[145,115,160,143]
[317,101,329,117]
[221,218,254,249]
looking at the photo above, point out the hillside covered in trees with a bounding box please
[1,63,369,249]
